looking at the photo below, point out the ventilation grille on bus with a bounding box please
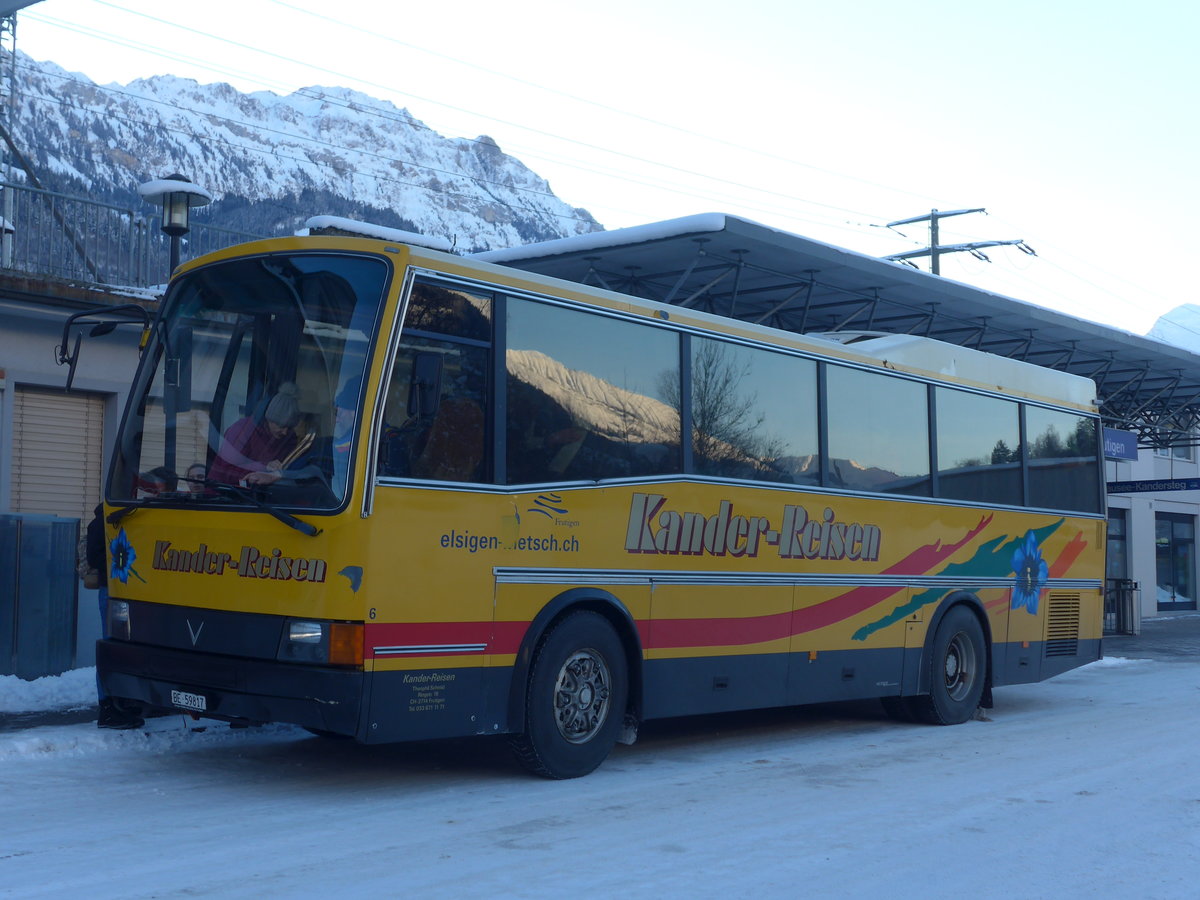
[1045,594,1081,657]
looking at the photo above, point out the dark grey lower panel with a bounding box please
[642,647,908,720]
[98,638,365,735]
[363,666,490,743]
[992,638,1102,686]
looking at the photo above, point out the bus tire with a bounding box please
[907,605,986,726]
[510,611,628,779]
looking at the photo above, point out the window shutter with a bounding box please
[12,386,105,522]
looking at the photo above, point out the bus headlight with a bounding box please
[278,619,363,666]
[108,600,131,640]
[288,621,323,643]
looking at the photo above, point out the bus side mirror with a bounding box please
[55,304,152,391]
[408,352,443,419]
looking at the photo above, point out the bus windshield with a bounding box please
[109,251,388,510]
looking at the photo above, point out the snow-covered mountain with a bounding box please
[8,52,602,252]
[1148,305,1200,352]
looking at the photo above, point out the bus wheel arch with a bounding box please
[508,604,636,779]
[907,593,992,725]
[505,588,643,745]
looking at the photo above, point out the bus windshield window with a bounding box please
[109,253,387,510]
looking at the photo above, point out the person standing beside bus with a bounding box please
[87,503,144,730]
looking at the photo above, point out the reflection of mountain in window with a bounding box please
[505,298,679,484]
[826,365,930,496]
[506,349,678,483]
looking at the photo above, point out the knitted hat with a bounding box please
[264,383,301,427]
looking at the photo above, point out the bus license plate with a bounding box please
[171,689,207,712]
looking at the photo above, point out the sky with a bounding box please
[2,651,1198,897]
[12,0,1199,335]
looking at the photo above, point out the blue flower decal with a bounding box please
[109,528,146,584]
[1011,530,1049,614]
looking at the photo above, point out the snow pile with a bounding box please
[0,667,96,713]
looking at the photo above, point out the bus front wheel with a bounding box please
[511,611,628,779]
[907,605,986,726]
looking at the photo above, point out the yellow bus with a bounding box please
[93,227,1105,778]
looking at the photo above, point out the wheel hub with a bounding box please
[553,650,611,744]
[943,632,976,701]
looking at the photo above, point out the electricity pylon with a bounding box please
[883,208,1035,274]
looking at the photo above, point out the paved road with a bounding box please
[1103,611,1200,661]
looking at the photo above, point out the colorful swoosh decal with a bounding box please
[649,515,994,650]
[852,519,1069,640]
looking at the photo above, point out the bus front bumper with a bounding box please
[97,639,365,737]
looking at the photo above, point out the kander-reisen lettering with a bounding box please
[153,541,327,582]
[624,492,881,560]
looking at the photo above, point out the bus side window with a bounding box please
[380,338,488,483]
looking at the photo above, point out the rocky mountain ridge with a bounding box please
[7,52,602,252]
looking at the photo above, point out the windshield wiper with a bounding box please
[107,504,137,525]
[201,479,323,537]
[106,490,211,525]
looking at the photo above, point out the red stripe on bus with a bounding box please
[647,610,793,649]
[368,517,1005,657]
[1048,531,1088,578]
[364,620,532,658]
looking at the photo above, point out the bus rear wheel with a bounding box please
[510,611,628,779]
[906,605,986,726]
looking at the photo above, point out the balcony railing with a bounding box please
[0,181,264,289]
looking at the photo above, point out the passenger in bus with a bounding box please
[208,383,301,485]
[379,360,485,482]
[409,394,484,481]
[135,466,179,497]
[185,462,207,492]
[246,375,360,501]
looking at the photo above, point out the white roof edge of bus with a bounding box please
[302,215,455,253]
[805,330,1098,408]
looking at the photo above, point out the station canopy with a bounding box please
[477,214,1200,448]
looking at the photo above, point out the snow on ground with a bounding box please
[0,654,1195,899]
[0,668,96,714]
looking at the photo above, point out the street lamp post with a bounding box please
[137,173,212,278]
